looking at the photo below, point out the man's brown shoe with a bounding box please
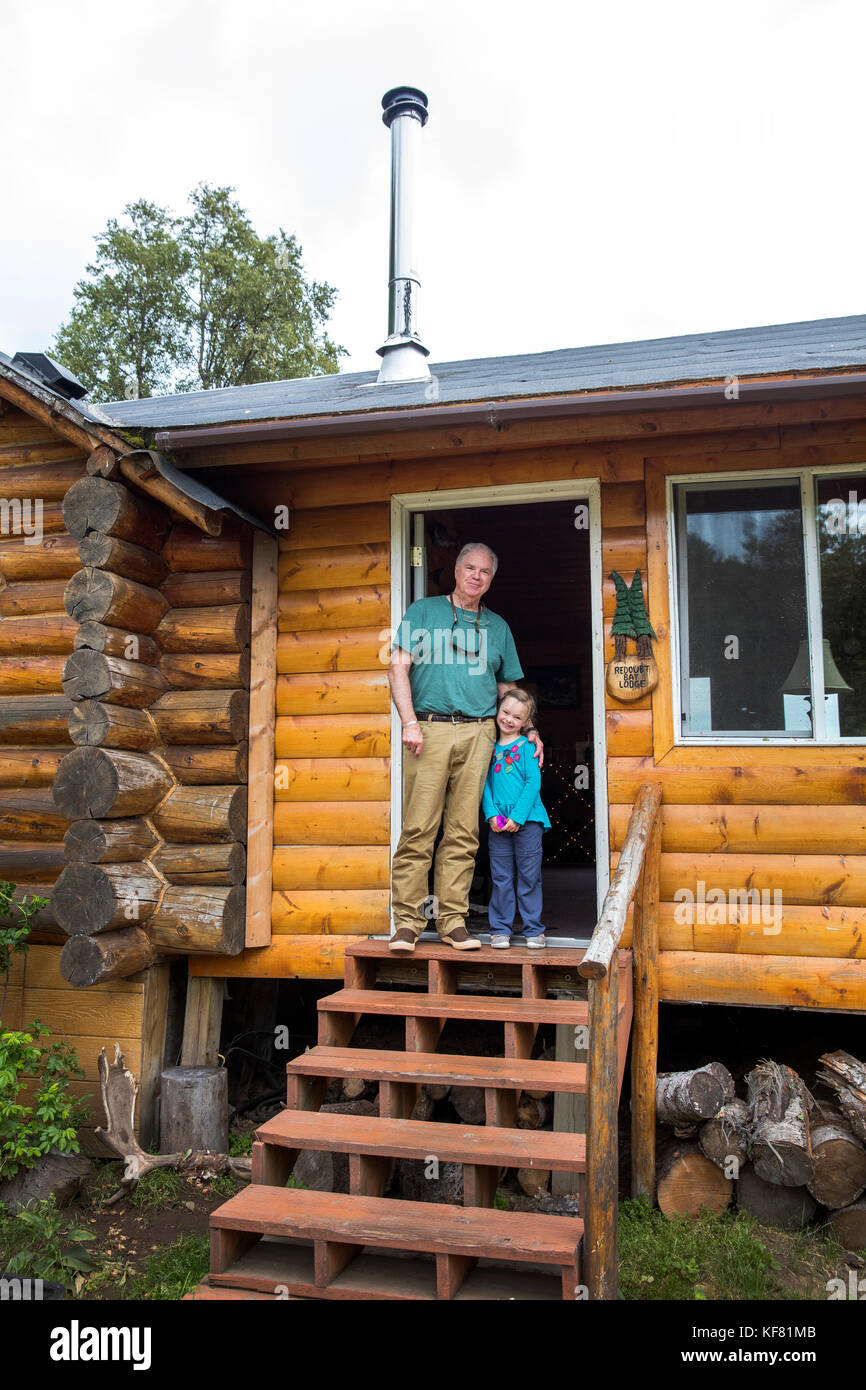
[441,925,481,951]
[389,928,417,953]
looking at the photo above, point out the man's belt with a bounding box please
[417,712,494,724]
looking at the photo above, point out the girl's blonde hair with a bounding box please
[498,686,536,725]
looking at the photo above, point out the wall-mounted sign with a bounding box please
[606,569,659,702]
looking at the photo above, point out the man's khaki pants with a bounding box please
[391,719,496,939]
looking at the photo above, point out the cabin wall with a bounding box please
[186,392,866,1011]
[0,399,164,1144]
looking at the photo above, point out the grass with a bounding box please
[122,1234,210,1300]
[127,1167,187,1211]
[619,1198,783,1300]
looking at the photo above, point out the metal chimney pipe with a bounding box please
[376,86,431,384]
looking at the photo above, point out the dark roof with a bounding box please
[84,314,866,431]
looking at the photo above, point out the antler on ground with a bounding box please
[95,1044,251,1203]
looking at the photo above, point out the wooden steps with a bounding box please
[207,1186,582,1301]
[287,1045,587,1095]
[252,1108,585,1199]
[318,987,592,1054]
[193,937,630,1302]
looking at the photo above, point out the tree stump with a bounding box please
[160,1067,228,1156]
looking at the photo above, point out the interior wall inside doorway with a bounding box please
[421,498,596,939]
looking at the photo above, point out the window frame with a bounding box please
[668,460,866,746]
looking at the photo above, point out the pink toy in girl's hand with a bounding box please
[495,815,508,829]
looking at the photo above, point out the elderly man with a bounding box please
[387,542,542,953]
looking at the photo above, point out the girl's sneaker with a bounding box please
[490,935,511,949]
[525,935,546,949]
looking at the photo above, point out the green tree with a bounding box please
[51,184,345,400]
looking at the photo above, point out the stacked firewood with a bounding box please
[654,1051,866,1249]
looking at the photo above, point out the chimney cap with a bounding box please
[381,86,429,128]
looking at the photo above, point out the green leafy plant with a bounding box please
[228,1129,254,1157]
[0,880,47,1017]
[0,1021,88,1180]
[0,1195,96,1285]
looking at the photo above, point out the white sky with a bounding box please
[1,0,864,378]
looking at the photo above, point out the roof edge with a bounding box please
[157,368,866,458]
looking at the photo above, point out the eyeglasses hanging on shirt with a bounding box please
[448,593,486,656]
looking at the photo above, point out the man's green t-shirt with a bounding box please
[394,595,524,718]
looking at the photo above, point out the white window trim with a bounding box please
[390,478,608,947]
[667,459,866,746]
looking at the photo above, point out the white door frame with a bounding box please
[389,477,609,947]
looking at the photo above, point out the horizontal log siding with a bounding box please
[269,509,391,974]
[0,402,85,934]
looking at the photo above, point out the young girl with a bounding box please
[481,688,551,948]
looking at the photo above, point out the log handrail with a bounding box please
[578,781,662,981]
[582,780,662,1299]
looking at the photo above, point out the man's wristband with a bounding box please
[526,725,537,734]
[402,719,419,728]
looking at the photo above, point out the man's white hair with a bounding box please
[455,542,498,576]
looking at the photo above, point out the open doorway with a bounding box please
[400,493,602,944]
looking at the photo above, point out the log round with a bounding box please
[78,532,168,588]
[162,743,248,785]
[656,1066,729,1131]
[160,1067,228,1156]
[61,476,169,550]
[806,1121,866,1208]
[63,818,158,864]
[162,524,250,572]
[152,784,247,844]
[162,570,251,608]
[699,1099,750,1172]
[149,689,249,745]
[62,649,168,708]
[736,1164,818,1231]
[828,1198,866,1252]
[152,842,246,886]
[147,885,245,954]
[74,622,161,667]
[158,651,251,690]
[59,927,158,987]
[68,701,158,751]
[52,746,174,818]
[63,569,168,631]
[747,1061,813,1188]
[656,1138,733,1217]
[85,446,119,478]
[155,604,251,653]
[52,861,163,935]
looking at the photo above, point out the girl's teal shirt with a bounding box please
[481,735,551,829]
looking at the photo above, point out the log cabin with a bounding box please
[4,87,866,1298]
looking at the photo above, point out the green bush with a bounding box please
[0,1022,88,1180]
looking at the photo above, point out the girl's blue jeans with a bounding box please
[487,820,545,937]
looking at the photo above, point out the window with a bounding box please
[672,468,866,741]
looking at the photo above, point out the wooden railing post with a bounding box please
[585,959,619,1300]
[631,803,661,1200]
